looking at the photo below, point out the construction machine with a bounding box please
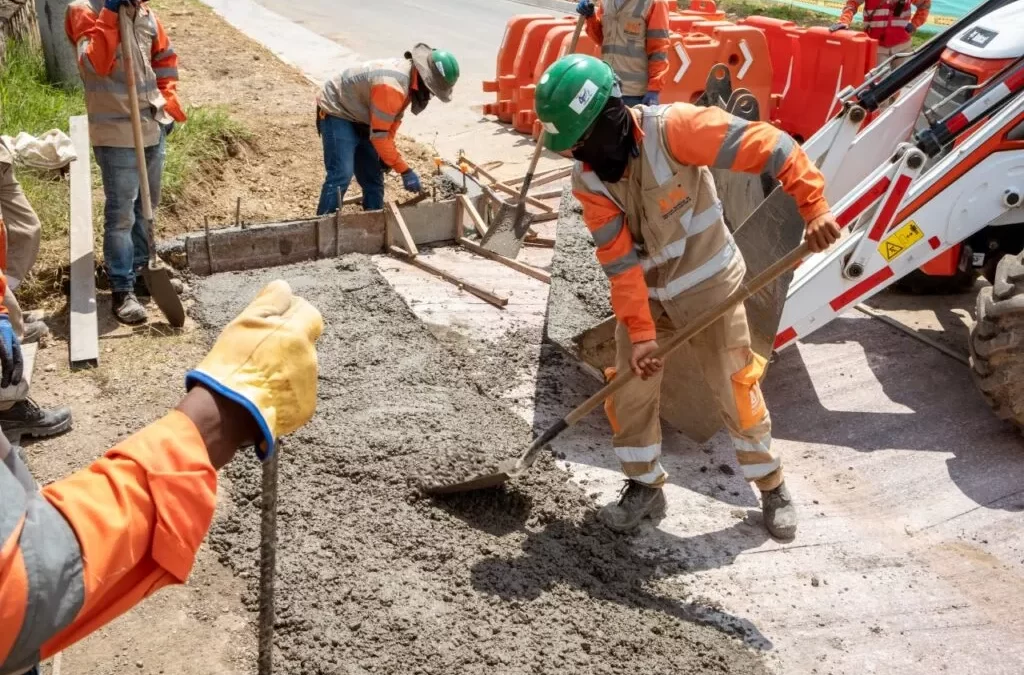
[549,0,1024,438]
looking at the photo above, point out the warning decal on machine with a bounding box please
[878,220,923,262]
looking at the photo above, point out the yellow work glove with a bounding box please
[185,280,323,460]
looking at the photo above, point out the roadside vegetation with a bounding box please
[0,40,250,306]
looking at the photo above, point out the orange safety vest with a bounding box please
[840,0,930,48]
[584,0,672,98]
[571,103,828,342]
[0,413,217,675]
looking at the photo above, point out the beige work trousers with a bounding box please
[0,161,42,340]
[877,40,913,70]
[605,260,782,492]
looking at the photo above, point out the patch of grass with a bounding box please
[716,0,834,25]
[162,106,251,205]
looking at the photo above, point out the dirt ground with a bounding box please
[151,0,438,235]
[196,255,770,675]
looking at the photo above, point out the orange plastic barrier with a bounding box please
[483,16,573,122]
[763,25,876,141]
[680,0,727,21]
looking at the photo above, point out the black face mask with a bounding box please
[571,97,636,183]
[411,83,432,115]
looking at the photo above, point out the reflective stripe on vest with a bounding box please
[602,0,651,96]
[72,0,168,148]
[861,0,914,47]
[318,61,411,127]
[0,451,86,675]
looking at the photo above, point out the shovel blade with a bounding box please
[143,264,186,328]
[480,201,535,258]
[420,458,521,495]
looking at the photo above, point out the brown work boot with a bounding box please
[761,481,797,540]
[112,291,147,325]
[597,480,667,533]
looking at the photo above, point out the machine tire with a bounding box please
[969,251,1024,432]
[892,267,978,295]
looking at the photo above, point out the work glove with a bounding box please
[104,0,136,12]
[641,91,660,106]
[829,22,848,32]
[904,22,915,33]
[576,0,596,17]
[185,280,323,461]
[0,315,23,389]
[401,169,421,193]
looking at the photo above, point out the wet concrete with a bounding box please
[196,255,770,675]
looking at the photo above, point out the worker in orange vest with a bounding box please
[576,0,672,107]
[830,0,931,65]
[0,280,323,675]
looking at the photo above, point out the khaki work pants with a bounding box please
[605,260,782,492]
[0,161,42,340]
[877,41,913,71]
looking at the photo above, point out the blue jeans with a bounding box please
[621,95,644,107]
[93,131,166,293]
[316,114,385,215]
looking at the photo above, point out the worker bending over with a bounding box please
[576,0,671,107]
[0,281,323,675]
[535,55,840,539]
[831,0,930,66]
[315,45,460,215]
[66,0,186,326]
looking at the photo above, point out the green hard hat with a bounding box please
[431,49,460,87]
[535,54,616,152]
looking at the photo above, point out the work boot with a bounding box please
[134,274,184,298]
[761,481,797,540]
[112,291,147,325]
[0,398,73,443]
[21,320,49,344]
[597,480,667,533]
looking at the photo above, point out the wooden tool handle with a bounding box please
[118,7,154,223]
[564,241,811,426]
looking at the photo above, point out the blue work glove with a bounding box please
[104,0,135,12]
[401,169,421,193]
[162,121,175,137]
[904,22,915,33]
[576,0,596,17]
[0,315,24,389]
[829,22,848,32]
[641,91,660,106]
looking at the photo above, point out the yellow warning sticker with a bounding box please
[878,220,924,262]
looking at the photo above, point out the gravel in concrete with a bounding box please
[197,255,770,675]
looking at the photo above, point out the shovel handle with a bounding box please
[563,241,811,426]
[118,7,155,225]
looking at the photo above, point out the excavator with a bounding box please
[547,0,1024,439]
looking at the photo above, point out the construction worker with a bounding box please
[0,280,323,675]
[534,55,840,539]
[65,0,186,326]
[576,0,671,107]
[0,152,73,442]
[315,44,460,215]
[830,0,930,66]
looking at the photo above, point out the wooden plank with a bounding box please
[524,236,556,248]
[531,211,559,223]
[388,246,508,308]
[68,115,98,369]
[530,188,565,200]
[455,198,465,240]
[461,157,553,212]
[508,165,572,188]
[385,201,418,256]
[458,237,551,284]
[458,195,488,238]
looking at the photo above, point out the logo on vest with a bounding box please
[624,19,644,38]
[658,186,691,219]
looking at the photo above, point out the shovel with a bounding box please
[479,15,587,259]
[118,7,186,328]
[422,240,811,495]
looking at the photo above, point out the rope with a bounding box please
[258,449,280,675]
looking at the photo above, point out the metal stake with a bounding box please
[258,450,280,675]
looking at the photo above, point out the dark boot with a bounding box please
[761,481,797,540]
[597,480,667,533]
[0,398,73,443]
[112,291,147,325]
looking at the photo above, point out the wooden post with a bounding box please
[388,246,508,308]
[385,202,418,256]
[458,195,488,238]
[460,157,554,212]
[455,198,465,240]
[458,238,551,284]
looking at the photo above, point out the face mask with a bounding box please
[571,97,636,183]
[411,83,432,115]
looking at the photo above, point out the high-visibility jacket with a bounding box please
[839,0,931,48]
[571,103,829,342]
[65,0,186,148]
[317,59,420,175]
[0,412,217,675]
[584,0,671,98]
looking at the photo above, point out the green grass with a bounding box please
[161,105,251,206]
